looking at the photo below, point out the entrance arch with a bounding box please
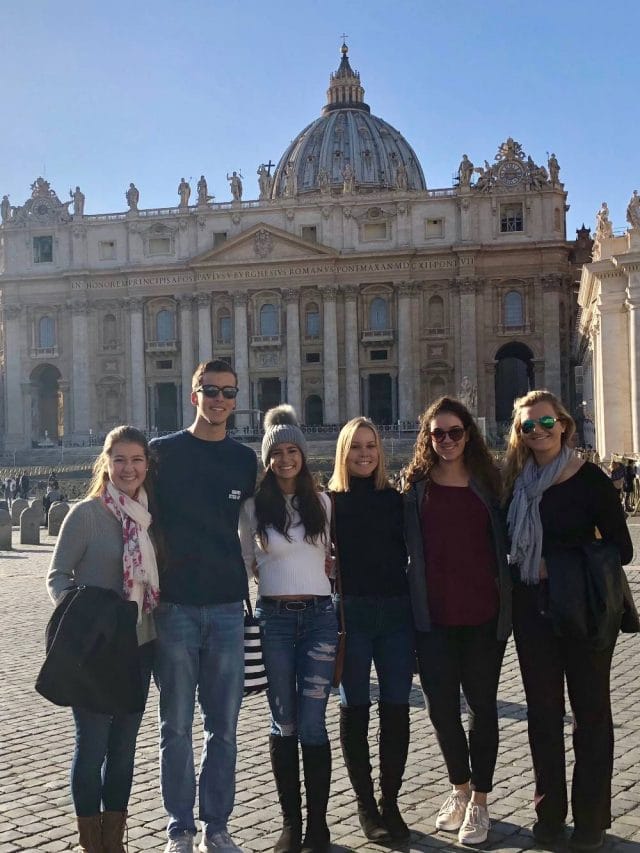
[30,364,63,441]
[494,342,534,423]
[304,394,323,426]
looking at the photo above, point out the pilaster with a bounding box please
[283,289,302,418]
[322,287,339,424]
[343,285,360,419]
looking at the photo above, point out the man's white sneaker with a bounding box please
[199,830,244,853]
[165,833,195,853]
[458,802,490,845]
[435,789,470,831]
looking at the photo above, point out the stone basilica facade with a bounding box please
[0,45,580,449]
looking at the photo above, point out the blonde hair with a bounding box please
[502,389,576,499]
[328,417,389,492]
[86,425,152,498]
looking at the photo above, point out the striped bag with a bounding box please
[244,599,268,696]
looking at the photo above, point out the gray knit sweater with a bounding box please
[47,497,156,645]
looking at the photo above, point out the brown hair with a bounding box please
[191,359,237,392]
[328,417,389,492]
[502,389,576,499]
[86,425,154,498]
[402,396,501,497]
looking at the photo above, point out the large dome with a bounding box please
[271,45,427,199]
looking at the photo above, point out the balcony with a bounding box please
[31,346,59,359]
[361,328,395,344]
[425,326,448,337]
[497,323,531,336]
[145,339,177,353]
[251,335,281,348]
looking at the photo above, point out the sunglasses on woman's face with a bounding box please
[520,415,559,434]
[430,426,466,443]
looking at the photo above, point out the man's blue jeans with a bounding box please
[256,596,337,745]
[154,601,244,839]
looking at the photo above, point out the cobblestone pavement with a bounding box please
[1,526,639,853]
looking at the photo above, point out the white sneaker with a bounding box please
[458,802,490,845]
[199,830,244,852]
[435,788,470,831]
[165,833,195,853]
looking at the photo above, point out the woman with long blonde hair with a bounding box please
[504,390,633,851]
[403,397,510,846]
[329,417,414,843]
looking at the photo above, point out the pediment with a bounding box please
[191,223,337,266]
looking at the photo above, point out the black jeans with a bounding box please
[415,619,506,792]
[513,582,616,832]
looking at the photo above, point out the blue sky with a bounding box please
[1,0,638,236]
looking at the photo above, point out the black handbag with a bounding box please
[244,598,268,697]
[546,540,639,651]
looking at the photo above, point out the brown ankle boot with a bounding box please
[77,815,104,853]
[102,811,127,852]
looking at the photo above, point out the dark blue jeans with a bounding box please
[153,601,245,839]
[256,596,338,745]
[338,595,414,707]
[71,640,154,816]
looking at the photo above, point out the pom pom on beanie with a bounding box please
[261,404,308,466]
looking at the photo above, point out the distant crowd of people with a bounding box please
[35,360,637,853]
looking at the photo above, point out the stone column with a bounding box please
[343,285,360,419]
[128,297,147,429]
[457,278,479,412]
[197,293,213,362]
[178,295,195,427]
[484,361,497,430]
[542,275,562,396]
[322,287,339,424]
[283,289,302,417]
[233,292,250,427]
[69,298,92,440]
[58,380,71,440]
[21,382,34,448]
[397,281,415,422]
[597,282,633,456]
[626,271,640,453]
[3,303,24,447]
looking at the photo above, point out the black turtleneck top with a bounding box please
[332,477,409,597]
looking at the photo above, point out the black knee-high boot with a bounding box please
[378,701,411,841]
[270,735,302,853]
[340,704,389,840]
[301,743,331,853]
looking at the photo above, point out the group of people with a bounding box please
[44,359,635,853]
[2,471,30,505]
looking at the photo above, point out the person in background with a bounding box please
[46,425,158,853]
[402,397,511,846]
[328,417,413,843]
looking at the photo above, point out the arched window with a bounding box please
[504,291,524,327]
[156,309,174,342]
[260,303,279,336]
[369,297,388,331]
[305,303,320,338]
[218,309,232,344]
[429,295,444,329]
[103,314,117,349]
[38,316,55,348]
[429,376,445,402]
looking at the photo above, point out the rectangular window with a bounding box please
[219,315,232,343]
[362,222,388,241]
[213,232,228,248]
[33,235,53,263]
[370,349,388,361]
[500,204,524,233]
[99,240,116,260]
[301,225,317,243]
[305,352,321,364]
[148,237,172,255]
[156,360,173,369]
[425,218,444,238]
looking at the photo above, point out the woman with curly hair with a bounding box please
[403,397,511,845]
[239,405,336,853]
[504,390,633,851]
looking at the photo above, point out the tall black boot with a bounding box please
[378,701,411,841]
[340,704,389,840]
[270,735,303,853]
[301,743,331,853]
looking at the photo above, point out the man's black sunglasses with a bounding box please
[196,385,239,399]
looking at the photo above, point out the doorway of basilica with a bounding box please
[258,378,282,422]
[367,373,393,425]
[154,383,178,432]
[30,364,63,442]
[494,342,534,425]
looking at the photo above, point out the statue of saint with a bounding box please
[459,376,477,412]
[317,167,330,194]
[227,171,243,201]
[395,162,408,191]
[178,178,191,208]
[69,186,85,216]
[458,155,474,188]
[595,202,613,240]
[197,175,211,206]
[626,190,640,230]
[257,164,273,200]
[1,194,11,223]
[126,182,139,211]
[547,153,560,186]
[342,162,355,194]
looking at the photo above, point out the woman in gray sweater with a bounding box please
[47,425,159,853]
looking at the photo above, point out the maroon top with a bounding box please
[421,482,499,626]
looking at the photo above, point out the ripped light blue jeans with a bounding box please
[256,596,338,745]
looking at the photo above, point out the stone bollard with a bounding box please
[20,504,41,545]
[48,501,70,536]
[0,509,11,550]
[11,498,28,526]
[0,499,8,512]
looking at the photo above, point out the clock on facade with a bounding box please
[497,160,525,187]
